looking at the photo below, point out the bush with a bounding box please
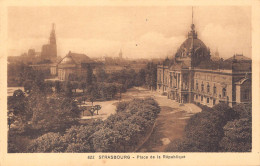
[166,103,252,152]
[116,101,129,113]
[28,132,65,152]
[27,98,160,153]
[219,118,251,152]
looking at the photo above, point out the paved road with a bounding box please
[125,87,202,152]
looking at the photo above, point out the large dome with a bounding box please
[174,24,210,67]
[175,38,209,58]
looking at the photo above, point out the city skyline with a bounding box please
[8,6,251,59]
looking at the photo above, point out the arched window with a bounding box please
[222,88,226,97]
[207,83,210,93]
[196,81,198,90]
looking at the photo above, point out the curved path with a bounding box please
[81,87,201,151]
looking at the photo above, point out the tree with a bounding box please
[65,81,73,97]
[55,81,61,93]
[135,69,146,86]
[28,132,65,152]
[79,81,86,93]
[86,64,93,86]
[26,87,81,132]
[89,86,99,106]
[116,101,129,113]
[23,80,33,94]
[71,82,78,93]
[8,89,31,132]
[96,68,107,82]
[94,105,101,115]
[219,103,252,152]
[44,81,54,93]
[145,62,157,90]
[92,128,122,152]
[219,118,251,152]
[63,125,99,152]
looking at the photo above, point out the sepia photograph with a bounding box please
[1,1,260,165]
[6,5,253,153]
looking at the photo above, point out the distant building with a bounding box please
[104,65,126,74]
[41,23,57,63]
[157,14,251,107]
[57,51,102,81]
[211,48,220,61]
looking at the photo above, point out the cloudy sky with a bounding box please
[8,6,251,59]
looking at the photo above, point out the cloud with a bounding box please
[55,31,186,59]
[8,28,250,60]
[200,23,251,58]
[122,32,185,59]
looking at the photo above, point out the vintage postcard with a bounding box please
[0,0,260,166]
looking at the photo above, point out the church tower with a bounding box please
[40,23,57,62]
[49,23,57,61]
[50,23,56,45]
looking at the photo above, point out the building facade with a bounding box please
[57,51,103,81]
[157,21,251,107]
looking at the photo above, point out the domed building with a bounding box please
[174,23,210,68]
[57,51,102,81]
[157,13,251,107]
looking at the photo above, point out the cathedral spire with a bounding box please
[50,23,56,45]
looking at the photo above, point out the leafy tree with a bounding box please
[63,125,98,152]
[145,62,157,90]
[166,103,249,152]
[24,87,80,133]
[28,132,65,152]
[23,80,33,94]
[8,89,31,132]
[44,81,54,93]
[219,103,252,152]
[89,86,99,106]
[96,68,107,82]
[232,103,252,120]
[86,64,93,86]
[71,81,78,93]
[116,101,129,113]
[92,128,122,152]
[79,81,86,93]
[55,80,61,93]
[65,81,73,97]
[135,69,146,86]
[219,118,251,152]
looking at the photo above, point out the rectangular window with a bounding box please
[213,99,216,105]
[201,96,203,102]
[207,98,209,104]
[243,89,250,100]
